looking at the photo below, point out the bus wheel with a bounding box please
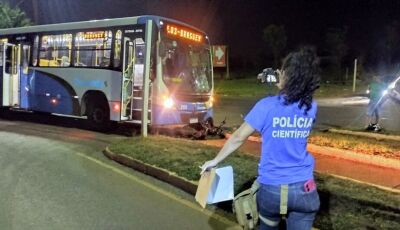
[0,108,6,118]
[88,103,111,131]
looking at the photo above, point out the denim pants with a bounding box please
[257,180,320,230]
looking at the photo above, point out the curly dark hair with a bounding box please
[279,47,320,113]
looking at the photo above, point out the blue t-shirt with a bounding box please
[244,95,317,185]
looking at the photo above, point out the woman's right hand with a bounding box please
[200,159,218,175]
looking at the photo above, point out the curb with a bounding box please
[103,147,198,195]
[225,133,400,170]
[329,128,400,142]
[307,144,400,171]
[325,173,400,194]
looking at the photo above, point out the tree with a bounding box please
[0,2,32,28]
[383,21,400,66]
[262,24,287,68]
[325,27,348,82]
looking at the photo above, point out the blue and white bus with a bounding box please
[0,16,214,130]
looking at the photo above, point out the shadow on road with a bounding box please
[0,109,140,137]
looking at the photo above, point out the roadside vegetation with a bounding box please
[109,135,400,230]
[214,77,368,98]
[0,2,32,28]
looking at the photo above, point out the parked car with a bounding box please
[257,68,279,84]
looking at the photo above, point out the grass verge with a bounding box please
[109,135,400,230]
[214,78,368,98]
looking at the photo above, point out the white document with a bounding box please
[206,165,234,204]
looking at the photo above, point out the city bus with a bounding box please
[0,15,214,131]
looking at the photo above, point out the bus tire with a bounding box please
[87,102,111,131]
[0,108,5,118]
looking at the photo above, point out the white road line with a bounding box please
[73,151,241,229]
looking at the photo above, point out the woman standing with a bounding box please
[201,47,320,230]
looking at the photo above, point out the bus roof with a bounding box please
[0,15,205,36]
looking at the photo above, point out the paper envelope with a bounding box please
[195,166,234,208]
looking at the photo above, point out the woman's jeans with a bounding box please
[257,180,320,230]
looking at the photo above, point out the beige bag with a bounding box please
[232,180,260,230]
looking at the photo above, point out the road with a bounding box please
[0,114,239,230]
[213,96,400,132]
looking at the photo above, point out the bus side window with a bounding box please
[0,45,3,67]
[32,35,39,66]
[114,30,122,68]
[74,30,112,67]
[5,46,13,74]
[39,34,72,67]
[0,38,8,67]
[22,45,30,74]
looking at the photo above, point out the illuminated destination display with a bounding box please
[166,24,203,43]
[83,32,105,39]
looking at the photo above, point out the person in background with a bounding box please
[200,47,320,230]
[365,75,388,132]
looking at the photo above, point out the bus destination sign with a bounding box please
[166,24,203,43]
[84,32,105,39]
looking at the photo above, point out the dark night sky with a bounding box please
[12,0,400,69]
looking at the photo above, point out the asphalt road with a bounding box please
[0,114,239,230]
[213,96,400,132]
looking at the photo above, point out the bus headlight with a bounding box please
[206,96,214,108]
[163,97,174,109]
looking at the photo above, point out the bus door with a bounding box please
[19,44,31,109]
[1,43,20,107]
[121,35,145,121]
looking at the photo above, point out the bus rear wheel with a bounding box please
[87,102,111,131]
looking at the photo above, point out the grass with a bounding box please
[109,135,400,230]
[214,78,278,97]
[309,131,400,159]
[214,77,368,98]
[109,135,258,192]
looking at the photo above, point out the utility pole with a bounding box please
[142,20,153,137]
[353,59,357,92]
[226,46,230,80]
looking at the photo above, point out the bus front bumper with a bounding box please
[151,104,213,126]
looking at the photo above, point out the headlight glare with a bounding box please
[163,97,174,109]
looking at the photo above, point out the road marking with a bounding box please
[74,152,241,229]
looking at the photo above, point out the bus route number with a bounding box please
[166,24,202,43]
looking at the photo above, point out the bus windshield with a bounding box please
[160,38,211,94]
